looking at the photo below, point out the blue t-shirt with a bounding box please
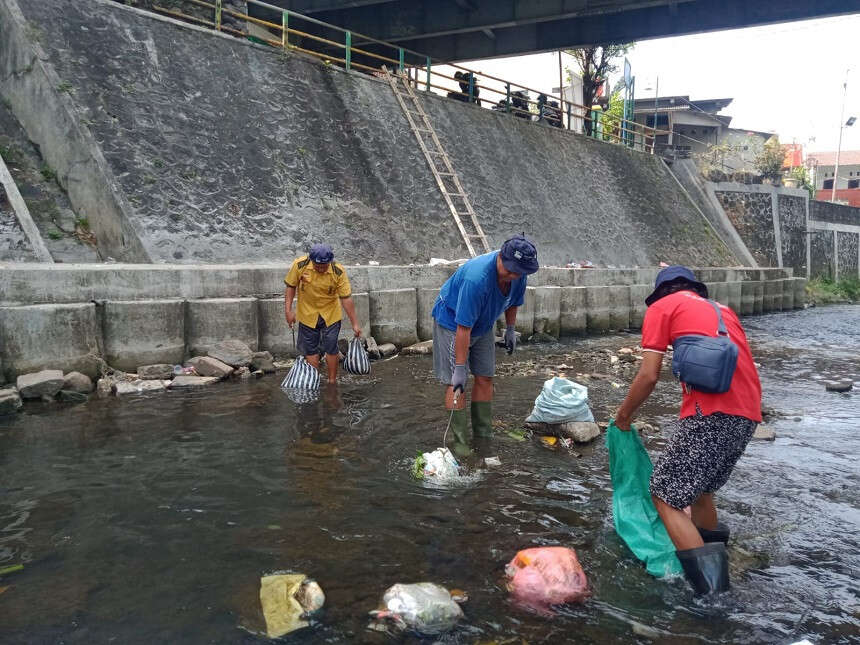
[432,251,527,336]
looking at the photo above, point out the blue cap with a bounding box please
[500,234,539,276]
[309,243,334,264]
[645,265,708,305]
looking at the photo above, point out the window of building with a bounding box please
[823,179,834,189]
[849,179,859,189]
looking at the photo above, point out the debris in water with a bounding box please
[369,582,464,635]
[413,448,460,481]
[505,547,589,611]
[484,456,501,467]
[824,381,853,392]
[0,564,23,577]
[259,573,325,638]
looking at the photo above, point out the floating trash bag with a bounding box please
[525,377,594,424]
[259,573,325,638]
[505,547,589,611]
[606,421,682,577]
[369,582,464,635]
[281,356,320,390]
[343,337,371,375]
[412,447,460,481]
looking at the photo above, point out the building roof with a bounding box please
[808,151,860,166]
[632,96,733,115]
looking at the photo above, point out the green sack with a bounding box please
[606,420,682,577]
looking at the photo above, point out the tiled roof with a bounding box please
[808,150,860,166]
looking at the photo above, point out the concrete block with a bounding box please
[763,281,781,313]
[726,282,742,316]
[416,288,440,341]
[629,285,650,329]
[0,303,102,380]
[514,287,536,337]
[102,299,185,372]
[753,281,764,315]
[740,281,757,316]
[187,298,258,356]
[368,288,418,347]
[585,286,630,332]
[609,286,631,331]
[338,292,370,342]
[559,286,587,336]
[258,297,296,358]
[780,279,795,311]
[710,282,730,306]
[791,278,807,308]
[532,286,561,338]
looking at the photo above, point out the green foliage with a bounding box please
[56,81,73,93]
[599,91,625,142]
[789,165,815,200]
[806,277,860,303]
[76,217,90,231]
[39,163,57,182]
[564,43,634,135]
[411,453,426,479]
[754,137,784,180]
[47,229,63,240]
[0,142,23,165]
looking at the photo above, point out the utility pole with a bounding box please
[832,71,848,202]
[653,76,659,134]
[558,50,565,129]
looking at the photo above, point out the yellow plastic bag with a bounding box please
[259,574,325,638]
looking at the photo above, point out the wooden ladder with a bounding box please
[384,67,490,258]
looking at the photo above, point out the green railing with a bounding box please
[151,0,668,152]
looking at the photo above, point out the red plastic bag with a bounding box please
[505,547,589,610]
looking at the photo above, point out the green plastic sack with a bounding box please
[606,421,682,577]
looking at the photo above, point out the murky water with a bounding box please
[1,306,858,644]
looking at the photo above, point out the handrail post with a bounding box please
[282,10,288,49]
[345,31,351,71]
[566,103,571,130]
[425,56,431,91]
[468,73,474,104]
[505,83,511,113]
[398,48,404,72]
[215,0,222,30]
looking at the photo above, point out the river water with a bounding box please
[1,305,858,644]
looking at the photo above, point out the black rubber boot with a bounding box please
[697,522,730,544]
[471,401,494,438]
[676,542,730,595]
[447,407,472,458]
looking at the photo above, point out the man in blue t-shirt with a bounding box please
[431,234,539,455]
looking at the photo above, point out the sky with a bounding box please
[437,14,860,155]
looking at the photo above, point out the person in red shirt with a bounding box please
[615,265,761,595]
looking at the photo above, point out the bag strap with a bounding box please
[707,299,729,337]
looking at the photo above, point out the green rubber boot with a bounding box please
[471,401,494,438]
[448,407,472,457]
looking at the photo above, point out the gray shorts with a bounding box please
[650,408,756,509]
[297,316,341,356]
[432,321,496,384]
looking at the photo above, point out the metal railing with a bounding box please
[150,0,669,153]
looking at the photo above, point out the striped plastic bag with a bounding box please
[342,337,371,375]
[281,356,320,390]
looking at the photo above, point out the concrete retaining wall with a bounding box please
[0,263,800,380]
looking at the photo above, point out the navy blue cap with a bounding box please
[645,265,708,305]
[500,234,539,276]
[309,243,334,264]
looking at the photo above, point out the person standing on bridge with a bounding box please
[431,234,539,456]
[284,244,362,383]
[614,265,761,595]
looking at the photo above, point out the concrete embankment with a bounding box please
[0,263,801,383]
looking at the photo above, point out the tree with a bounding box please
[754,137,784,183]
[566,43,634,136]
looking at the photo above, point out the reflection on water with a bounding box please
[0,306,858,643]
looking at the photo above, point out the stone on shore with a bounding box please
[207,340,253,368]
[365,336,381,360]
[96,378,113,398]
[63,371,94,393]
[0,388,23,415]
[115,380,168,396]
[752,425,776,441]
[17,370,65,399]
[272,361,292,372]
[251,351,276,373]
[824,380,853,393]
[58,390,89,404]
[402,340,433,356]
[525,421,601,443]
[188,356,234,379]
[137,364,174,380]
[169,375,220,389]
[235,366,252,380]
[377,343,397,358]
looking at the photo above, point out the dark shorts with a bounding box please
[297,316,341,356]
[432,320,496,384]
[650,408,756,509]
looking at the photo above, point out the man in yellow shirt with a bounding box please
[284,244,362,382]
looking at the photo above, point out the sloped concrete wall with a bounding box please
[2,0,736,267]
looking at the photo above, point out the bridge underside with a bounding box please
[263,0,860,61]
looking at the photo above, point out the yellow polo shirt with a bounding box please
[284,255,352,328]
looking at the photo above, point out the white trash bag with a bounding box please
[343,337,371,375]
[281,356,320,390]
[413,447,460,481]
[370,582,464,635]
[525,377,594,424]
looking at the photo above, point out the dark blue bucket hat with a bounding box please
[500,234,539,276]
[309,243,334,264]
[645,265,708,306]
